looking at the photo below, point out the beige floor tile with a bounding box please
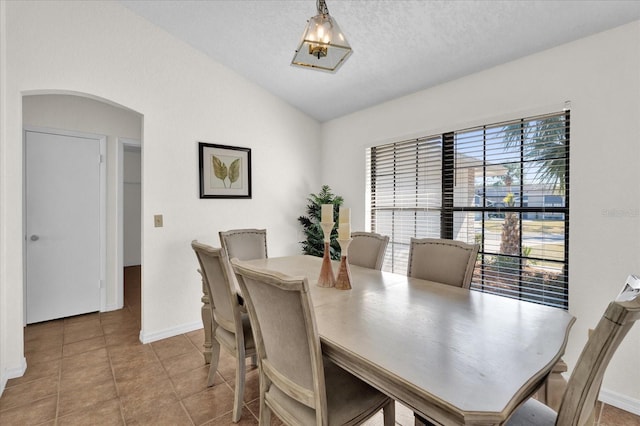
[24,333,64,353]
[202,408,259,425]
[102,320,141,336]
[122,394,192,425]
[57,398,124,426]
[24,320,64,342]
[63,322,104,344]
[245,399,284,426]
[151,335,197,360]
[60,362,114,391]
[185,328,206,351]
[117,369,177,406]
[162,349,207,377]
[100,308,138,325]
[58,377,118,417]
[104,328,141,347]
[111,346,163,380]
[5,358,61,388]
[61,346,109,371]
[62,335,106,357]
[599,403,640,426]
[0,375,58,411]
[25,345,63,365]
[0,394,57,425]
[182,385,236,425]
[171,366,225,400]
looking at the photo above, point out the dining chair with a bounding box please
[219,228,268,261]
[505,274,640,425]
[349,231,389,270]
[191,240,257,423]
[231,258,395,426]
[407,238,479,288]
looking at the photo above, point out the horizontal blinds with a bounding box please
[368,136,442,274]
[367,111,569,309]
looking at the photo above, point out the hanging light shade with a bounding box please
[291,0,352,72]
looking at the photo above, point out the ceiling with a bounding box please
[120,0,640,122]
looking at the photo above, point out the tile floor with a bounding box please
[1,266,638,425]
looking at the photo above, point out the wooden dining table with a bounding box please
[241,255,575,426]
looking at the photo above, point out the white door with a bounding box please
[26,129,102,323]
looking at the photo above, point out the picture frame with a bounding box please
[199,142,252,199]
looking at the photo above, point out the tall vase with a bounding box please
[317,222,336,288]
[335,238,352,290]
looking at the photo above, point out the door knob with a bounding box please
[30,235,39,241]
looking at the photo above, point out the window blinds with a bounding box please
[367,111,570,308]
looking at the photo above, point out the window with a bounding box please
[367,111,570,309]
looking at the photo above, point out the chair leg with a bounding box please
[232,351,246,422]
[207,340,221,387]
[382,400,395,426]
[259,398,271,426]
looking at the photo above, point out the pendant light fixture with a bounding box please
[291,0,352,72]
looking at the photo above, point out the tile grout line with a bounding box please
[101,312,128,425]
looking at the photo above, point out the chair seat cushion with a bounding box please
[266,357,389,425]
[215,313,255,351]
[505,399,557,426]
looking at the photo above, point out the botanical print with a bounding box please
[211,154,242,189]
[199,142,251,199]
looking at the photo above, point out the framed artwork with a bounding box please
[199,142,252,199]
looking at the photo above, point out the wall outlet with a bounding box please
[154,214,163,227]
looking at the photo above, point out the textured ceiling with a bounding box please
[120,0,640,122]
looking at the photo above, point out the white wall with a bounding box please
[0,0,321,392]
[322,21,640,410]
[23,94,142,310]
[123,148,141,267]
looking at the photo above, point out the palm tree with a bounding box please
[498,115,568,257]
[503,115,568,194]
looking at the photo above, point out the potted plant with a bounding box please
[298,185,343,260]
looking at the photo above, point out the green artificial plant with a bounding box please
[298,185,344,260]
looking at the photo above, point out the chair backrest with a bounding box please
[407,238,479,288]
[349,232,389,270]
[556,275,640,425]
[191,240,243,334]
[219,228,268,261]
[231,258,328,419]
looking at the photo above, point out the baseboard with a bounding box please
[0,357,27,396]
[600,387,640,416]
[139,321,203,344]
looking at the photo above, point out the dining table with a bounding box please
[241,255,575,426]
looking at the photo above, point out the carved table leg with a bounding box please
[536,359,568,411]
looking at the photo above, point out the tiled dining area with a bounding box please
[1,265,639,425]
[0,267,416,425]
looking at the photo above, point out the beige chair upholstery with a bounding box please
[505,275,640,426]
[349,232,389,270]
[407,238,479,288]
[191,241,257,423]
[231,258,395,426]
[219,228,268,261]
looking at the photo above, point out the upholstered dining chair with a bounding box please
[349,231,389,270]
[407,238,479,288]
[231,258,395,426]
[219,228,268,261]
[191,241,257,423]
[505,275,640,425]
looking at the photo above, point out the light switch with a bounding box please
[154,214,163,227]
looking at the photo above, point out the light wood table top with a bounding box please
[243,255,575,425]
